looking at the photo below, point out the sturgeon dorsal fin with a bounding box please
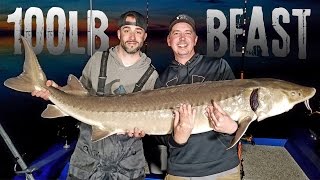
[91,126,117,142]
[60,74,88,96]
[227,116,255,150]
[41,104,69,118]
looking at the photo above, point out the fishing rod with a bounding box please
[0,123,35,180]
[89,0,93,57]
[145,0,149,55]
[239,1,249,178]
[240,0,248,79]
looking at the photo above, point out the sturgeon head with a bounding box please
[253,78,316,121]
[229,78,316,149]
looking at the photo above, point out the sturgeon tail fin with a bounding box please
[4,36,47,92]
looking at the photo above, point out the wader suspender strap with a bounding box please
[96,51,109,96]
[133,64,155,93]
[97,50,155,95]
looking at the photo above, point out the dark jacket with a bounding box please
[154,53,239,177]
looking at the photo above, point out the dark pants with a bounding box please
[164,165,241,180]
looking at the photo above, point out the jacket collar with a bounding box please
[170,53,202,68]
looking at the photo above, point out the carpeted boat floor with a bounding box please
[242,144,309,180]
[145,144,310,179]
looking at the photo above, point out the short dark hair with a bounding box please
[118,11,147,31]
[169,14,196,32]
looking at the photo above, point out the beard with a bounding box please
[120,41,143,54]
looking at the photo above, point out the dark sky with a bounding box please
[1,0,319,30]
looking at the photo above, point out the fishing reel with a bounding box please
[240,134,255,145]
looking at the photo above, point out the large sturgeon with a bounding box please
[4,37,316,149]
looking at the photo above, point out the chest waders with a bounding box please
[96,51,155,96]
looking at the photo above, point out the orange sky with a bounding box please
[1,18,119,33]
[0,31,120,55]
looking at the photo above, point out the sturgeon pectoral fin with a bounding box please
[91,126,116,142]
[41,104,69,118]
[227,116,255,150]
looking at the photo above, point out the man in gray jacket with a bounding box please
[32,11,158,179]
